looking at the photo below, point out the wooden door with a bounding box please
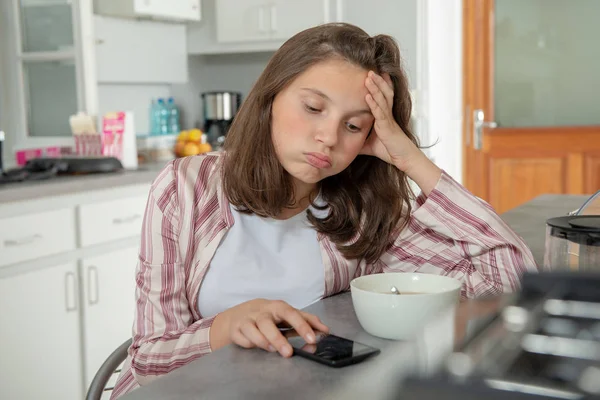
[463,0,600,213]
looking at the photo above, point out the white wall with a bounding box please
[97,84,171,134]
[422,0,463,182]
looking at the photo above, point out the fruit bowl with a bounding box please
[174,129,212,157]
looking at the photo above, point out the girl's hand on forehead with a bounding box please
[360,71,423,173]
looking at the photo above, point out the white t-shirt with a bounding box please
[197,202,325,318]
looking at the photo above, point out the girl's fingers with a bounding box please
[299,311,330,334]
[231,328,255,349]
[382,73,394,91]
[365,93,387,122]
[240,322,275,352]
[256,313,294,357]
[370,71,394,106]
[365,76,390,116]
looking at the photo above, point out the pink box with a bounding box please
[74,134,103,156]
[101,112,126,160]
[15,146,73,166]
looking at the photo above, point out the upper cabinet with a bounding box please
[269,0,330,41]
[0,0,96,152]
[188,0,333,54]
[187,0,417,83]
[94,0,201,22]
[215,0,270,43]
[215,0,330,43]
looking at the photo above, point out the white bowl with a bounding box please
[350,272,462,340]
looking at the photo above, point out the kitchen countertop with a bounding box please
[499,194,588,266]
[120,194,591,400]
[122,291,508,400]
[0,162,167,205]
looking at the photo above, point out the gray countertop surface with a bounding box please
[499,194,588,266]
[120,194,591,400]
[0,163,167,205]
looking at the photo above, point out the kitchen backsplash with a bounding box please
[95,52,273,137]
[97,84,172,135]
[171,52,274,130]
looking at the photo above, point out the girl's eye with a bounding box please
[346,122,361,132]
[304,104,321,113]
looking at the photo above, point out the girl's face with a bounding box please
[271,58,374,194]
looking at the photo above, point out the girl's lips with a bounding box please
[305,152,332,169]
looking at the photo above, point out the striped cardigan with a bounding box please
[111,153,536,398]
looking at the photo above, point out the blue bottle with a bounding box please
[157,98,169,135]
[167,97,180,135]
[150,99,161,135]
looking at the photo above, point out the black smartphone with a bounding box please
[286,331,380,368]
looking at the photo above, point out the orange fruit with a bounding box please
[174,141,186,157]
[198,143,212,153]
[177,130,189,142]
[182,142,200,157]
[188,129,202,142]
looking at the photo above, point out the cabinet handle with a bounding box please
[88,265,99,305]
[112,214,141,225]
[4,233,42,247]
[64,272,77,312]
[258,6,267,33]
[270,5,277,32]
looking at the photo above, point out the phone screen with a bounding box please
[286,332,379,365]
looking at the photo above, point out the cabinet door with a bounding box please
[216,0,272,43]
[16,0,82,138]
[19,0,74,52]
[23,60,78,137]
[94,15,188,83]
[0,263,83,400]
[136,0,201,21]
[269,0,330,41]
[81,246,139,387]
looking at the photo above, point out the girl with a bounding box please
[112,23,536,398]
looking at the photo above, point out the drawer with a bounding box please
[78,196,147,247]
[0,208,76,267]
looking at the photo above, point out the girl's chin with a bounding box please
[291,168,325,185]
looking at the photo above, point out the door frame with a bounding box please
[418,0,464,182]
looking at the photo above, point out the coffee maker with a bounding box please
[200,91,242,150]
[544,191,600,272]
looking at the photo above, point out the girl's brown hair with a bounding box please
[222,23,418,264]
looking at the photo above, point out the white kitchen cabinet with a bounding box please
[94,0,201,22]
[216,0,271,43]
[94,15,188,84]
[81,246,139,387]
[0,262,84,400]
[0,207,77,267]
[215,0,330,44]
[78,195,147,247]
[269,0,330,40]
[0,0,96,151]
[1,0,191,163]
